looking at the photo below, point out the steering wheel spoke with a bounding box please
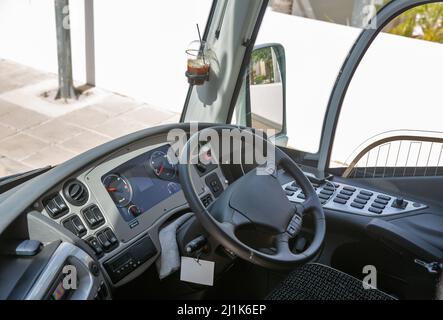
[274,233,306,263]
[292,197,316,216]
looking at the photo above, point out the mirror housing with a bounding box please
[242,43,287,146]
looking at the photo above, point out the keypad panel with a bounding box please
[282,181,426,216]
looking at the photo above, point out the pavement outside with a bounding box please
[0,59,180,177]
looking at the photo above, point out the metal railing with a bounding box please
[342,130,443,178]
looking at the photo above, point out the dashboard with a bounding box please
[36,137,426,290]
[0,123,437,300]
[37,139,228,288]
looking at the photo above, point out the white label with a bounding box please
[180,257,214,286]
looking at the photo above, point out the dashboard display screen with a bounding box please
[102,144,181,225]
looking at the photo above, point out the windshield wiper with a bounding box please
[0,166,53,194]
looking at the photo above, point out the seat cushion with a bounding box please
[267,263,395,300]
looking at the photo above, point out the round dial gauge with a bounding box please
[149,150,177,180]
[103,174,133,207]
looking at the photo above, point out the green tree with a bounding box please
[250,47,275,85]
[384,3,443,44]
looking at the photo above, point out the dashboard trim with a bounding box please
[25,242,104,300]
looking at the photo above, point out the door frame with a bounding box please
[317,0,442,173]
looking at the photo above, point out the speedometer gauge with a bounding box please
[149,150,177,180]
[103,174,133,207]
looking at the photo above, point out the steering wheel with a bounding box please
[178,126,326,269]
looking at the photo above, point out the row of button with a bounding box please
[87,228,119,257]
[44,194,69,219]
[62,215,87,238]
[285,181,336,204]
[332,186,392,214]
[82,205,105,229]
[283,180,424,216]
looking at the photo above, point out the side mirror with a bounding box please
[246,43,287,146]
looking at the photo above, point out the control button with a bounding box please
[205,173,223,197]
[392,198,408,209]
[82,205,105,229]
[104,229,118,246]
[336,194,350,200]
[368,207,383,214]
[71,215,87,236]
[286,214,302,237]
[371,202,386,210]
[91,206,105,223]
[323,186,335,192]
[210,180,220,193]
[340,190,353,196]
[320,189,333,196]
[319,193,330,200]
[343,186,356,192]
[285,185,298,192]
[53,196,68,211]
[62,215,86,238]
[46,199,60,217]
[377,194,391,201]
[45,195,69,219]
[201,194,213,207]
[297,193,306,200]
[89,261,100,277]
[285,190,295,196]
[84,210,97,225]
[351,202,365,209]
[357,194,371,201]
[96,228,118,252]
[87,237,104,257]
[374,198,388,205]
[354,198,367,205]
[62,218,76,235]
[360,190,373,197]
[333,198,347,205]
[97,233,111,250]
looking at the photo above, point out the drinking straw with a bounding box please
[196,23,206,65]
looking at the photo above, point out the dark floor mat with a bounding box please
[267,263,395,300]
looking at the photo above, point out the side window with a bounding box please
[233,0,381,153]
[330,3,443,178]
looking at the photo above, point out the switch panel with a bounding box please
[205,172,223,197]
[104,235,157,283]
[44,194,69,219]
[82,205,105,229]
[282,180,426,216]
[96,228,118,253]
[86,236,104,258]
[62,215,87,238]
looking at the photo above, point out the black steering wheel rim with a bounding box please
[178,125,326,270]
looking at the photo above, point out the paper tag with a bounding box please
[180,256,215,286]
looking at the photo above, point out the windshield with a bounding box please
[184,0,391,158]
[0,0,211,178]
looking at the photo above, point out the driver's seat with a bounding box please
[267,263,395,300]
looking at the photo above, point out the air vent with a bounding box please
[63,179,89,206]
